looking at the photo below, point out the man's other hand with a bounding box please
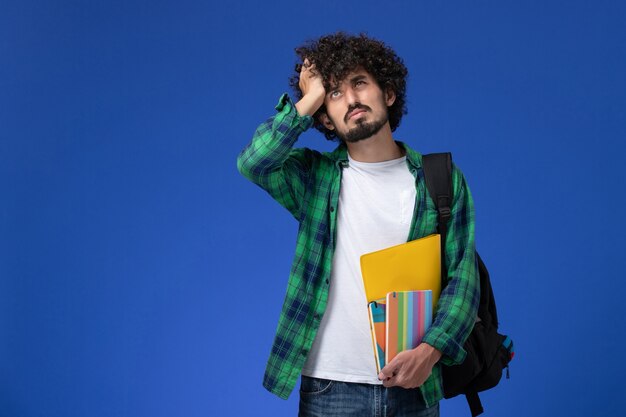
[378,343,443,389]
[295,59,326,117]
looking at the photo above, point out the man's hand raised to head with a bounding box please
[295,59,326,117]
[378,343,443,389]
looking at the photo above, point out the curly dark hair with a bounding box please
[289,32,408,141]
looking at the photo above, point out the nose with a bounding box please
[344,87,358,106]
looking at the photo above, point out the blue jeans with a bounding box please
[298,376,440,417]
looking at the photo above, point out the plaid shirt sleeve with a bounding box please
[236,94,314,220]
[421,165,480,366]
[237,94,334,399]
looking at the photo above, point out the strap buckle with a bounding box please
[438,206,451,222]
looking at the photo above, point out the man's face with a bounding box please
[321,68,395,143]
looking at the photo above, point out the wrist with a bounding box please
[295,92,325,117]
[417,343,442,365]
[427,343,443,364]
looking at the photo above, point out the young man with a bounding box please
[237,33,479,417]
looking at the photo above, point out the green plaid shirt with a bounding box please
[237,94,479,406]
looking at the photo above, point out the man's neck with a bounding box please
[345,124,404,162]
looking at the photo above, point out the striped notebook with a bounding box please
[385,290,433,365]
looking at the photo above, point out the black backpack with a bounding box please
[422,153,514,417]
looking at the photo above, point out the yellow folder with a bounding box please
[360,234,442,310]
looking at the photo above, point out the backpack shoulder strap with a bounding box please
[422,152,453,279]
[422,152,453,224]
[422,153,498,327]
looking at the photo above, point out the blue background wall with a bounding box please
[2,1,625,416]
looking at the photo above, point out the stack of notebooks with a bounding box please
[360,234,442,373]
[368,290,433,373]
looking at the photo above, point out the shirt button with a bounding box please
[330,206,335,212]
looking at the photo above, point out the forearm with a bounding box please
[236,94,315,219]
[237,94,312,182]
[422,253,479,365]
[238,58,324,187]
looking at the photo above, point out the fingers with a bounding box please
[382,373,399,388]
[379,353,419,389]
[379,359,399,382]
[378,369,392,382]
[298,58,325,100]
[294,57,326,114]
[382,370,413,389]
[300,58,318,77]
[380,362,400,388]
[300,58,311,75]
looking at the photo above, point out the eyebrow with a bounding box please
[329,74,368,91]
[349,74,368,83]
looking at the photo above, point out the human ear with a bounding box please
[385,86,396,107]
[319,113,335,131]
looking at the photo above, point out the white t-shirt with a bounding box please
[302,153,416,384]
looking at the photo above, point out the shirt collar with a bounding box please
[327,140,423,170]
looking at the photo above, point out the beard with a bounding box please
[333,106,389,143]
[338,115,388,143]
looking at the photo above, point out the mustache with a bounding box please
[344,104,371,123]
